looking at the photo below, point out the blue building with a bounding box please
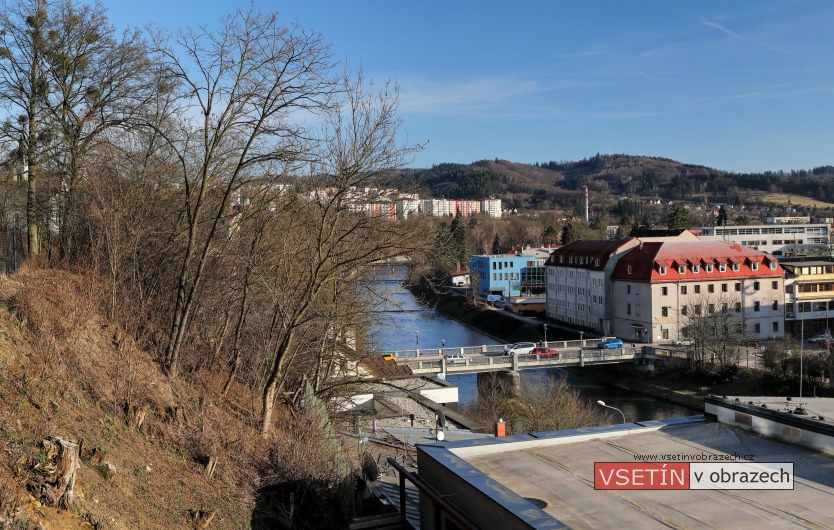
[469,250,550,298]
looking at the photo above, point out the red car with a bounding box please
[533,347,559,358]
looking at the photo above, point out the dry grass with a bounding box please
[0,264,360,529]
[755,192,834,209]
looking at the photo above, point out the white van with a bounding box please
[486,294,504,304]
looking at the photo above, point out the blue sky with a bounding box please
[104,1,834,173]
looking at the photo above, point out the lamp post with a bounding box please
[579,331,584,346]
[415,330,419,350]
[596,400,626,424]
[441,339,445,354]
[543,324,548,347]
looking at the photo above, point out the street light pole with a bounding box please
[543,324,548,347]
[596,400,626,424]
[415,330,419,351]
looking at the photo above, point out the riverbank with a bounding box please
[410,284,547,343]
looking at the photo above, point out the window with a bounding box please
[681,285,688,295]
[751,262,759,271]
[732,263,740,271]
[492,262,496,270]
[595,258,600,266]
[662,286,668,296]
[659,265,667,275]
[719,263,727,272]
[709,304,715,313]
[706,264,714,272]
[772,280,778,289]
[693,264,700,273]
[754,301,760,312]
[722,283,728,293]
[694,285,701,294]
[627,265,632,274]
[735,283,741,292]
[708,284,715,293]
[662,306,669,317]
[694,305,702,315]
[770,262,777,270]
[627,303,632,315]
[754,323,761,333]
[735,302,742,312]
[662,329,669,340]
[627,285,631,294]
[773,322,779,332]
[681,306,688,315]
[772,300,778,310]
[722,303,729,313]
[678,265,686,274]
[754,281,760,291]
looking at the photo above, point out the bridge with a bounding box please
[375,340,689,376]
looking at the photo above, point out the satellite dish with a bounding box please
[436,430,445,441]
[435,410,446,429]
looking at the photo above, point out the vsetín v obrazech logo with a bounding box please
[594,462,794,490]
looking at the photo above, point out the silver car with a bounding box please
[503,342,537,356]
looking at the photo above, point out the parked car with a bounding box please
[382,353,396,362]
[672,338,695,346]
[503,342,537,356]
[533,347,559,358]
[808,334,832,344]
[444,353,467,364]
[597,337,624,349]
[492,299,508,310]
[486,294,504,305]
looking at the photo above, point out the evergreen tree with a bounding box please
[667,202,689,229]
[616,216,634,238]
[449,211,467,267]
[561,222,579,245]
[492,233,501,254]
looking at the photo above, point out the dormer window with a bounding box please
[627,265,633,274]
[569,256,573,264]
[678,265,686,274]
[732,263,740,271]
[706,264,713,273]
[559,256,564,263]
[751,262,759,271]
[659,265,667,275]
[692,264,700,273]
[769,261,777,270]
[719,263,727,272]
[595,258,600,266]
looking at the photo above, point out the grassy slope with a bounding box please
[0,267,257,529]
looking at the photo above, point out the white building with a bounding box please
[610,241,785,343]
[697,222,830,257]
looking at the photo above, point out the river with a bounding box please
[366,266,697,424]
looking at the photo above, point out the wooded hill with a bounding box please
[390,155,834,213]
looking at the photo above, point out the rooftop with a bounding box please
[415,397,834,529]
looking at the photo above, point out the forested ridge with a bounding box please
[390,155,834,210]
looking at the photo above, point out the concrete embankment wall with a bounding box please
[411,285,543,344]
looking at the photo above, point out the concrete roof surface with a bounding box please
[466,421,834,529]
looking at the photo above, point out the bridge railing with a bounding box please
[375,339,610,360]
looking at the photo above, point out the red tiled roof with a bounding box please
[612,241,783,282]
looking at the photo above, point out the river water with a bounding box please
[366,266,697,424]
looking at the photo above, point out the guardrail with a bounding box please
[375,339,606,359]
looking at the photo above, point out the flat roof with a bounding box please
[458,419,834,528]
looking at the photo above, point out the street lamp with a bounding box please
[415,330,419,350]
[579,331,584,346]
[543,324,548,347]
[441,339,445,353]
[596,400,626,424]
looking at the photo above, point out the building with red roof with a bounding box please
[610,241,784,343]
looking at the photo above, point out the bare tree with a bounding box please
[148,7,337,377]
[254,69,426,435]
[0,0,52,255]
[680,293,745,367]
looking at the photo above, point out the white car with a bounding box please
[808,334,832,344]
[503,342,537,356]
[672,338,695,346]
[444,353,467,364]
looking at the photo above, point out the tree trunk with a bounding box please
[42,437,80,509]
